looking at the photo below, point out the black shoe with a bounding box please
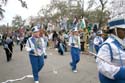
[7,59,11,62]
[44,55,47,59]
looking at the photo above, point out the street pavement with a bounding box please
[0,45,99,83]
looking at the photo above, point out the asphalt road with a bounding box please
[0,45,99,83]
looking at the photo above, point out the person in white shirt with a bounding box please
[69,28,81,73]
[47,20,53,32]
[96,18,125,83]
[93,30,104,53]
[25,25,45,83]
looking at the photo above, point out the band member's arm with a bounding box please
[93,37,100,45]
[41,38,46,55]
[68,36,73,47]
[25,39,33,52]
[96,45,122,79]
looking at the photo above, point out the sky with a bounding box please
[0,0,51,25]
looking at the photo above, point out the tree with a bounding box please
[18,0,27,8]
[12,15,24,29]
[38,0,68,18]
[0,0,27,8]
[0,5,5,19]
[0,0,27,20]
[87,0,109,28]
[38,0,110,27]
[110,0,125,19]
[98,0,108,27]
[39,0,86,21]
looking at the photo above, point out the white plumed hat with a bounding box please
[32,26,40,32]
[108,18,125,30]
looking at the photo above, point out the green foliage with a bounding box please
[12,15,24,28]
[38,0,109,28]
[87,0,109,27]
[18,0,27,8]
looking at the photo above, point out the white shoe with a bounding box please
[35,81,39,83]
[73,70,78,73]
[26,75,33,78]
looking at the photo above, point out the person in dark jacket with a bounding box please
[3,36,14,62]
[52,31,58,48]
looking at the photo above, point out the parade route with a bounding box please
[0,45,99,83]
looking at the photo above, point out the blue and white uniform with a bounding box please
[93,33,103,53]
[25,37,45,81]
[96,34,125,83]
[69,34,81,71]
[25,26,45,83]
[96,3,125,82]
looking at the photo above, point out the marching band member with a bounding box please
[93,30,104,54]
[25,25,45,83]
[69,28,81,73]
[96,18,125,83]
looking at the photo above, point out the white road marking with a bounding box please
[1,75,33,83]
